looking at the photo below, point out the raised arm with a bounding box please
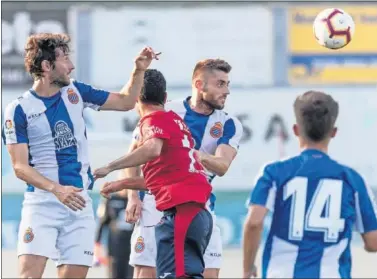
[100,47,160,111]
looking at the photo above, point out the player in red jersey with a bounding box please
[93,69,213,279]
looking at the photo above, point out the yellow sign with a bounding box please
[288,5,377,84]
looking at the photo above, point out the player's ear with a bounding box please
[41,60,52,73]
[293,124,299,137]
[194,78,203,91]
[331,127,337,138]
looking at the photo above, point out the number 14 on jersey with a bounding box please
[284,177,345,243]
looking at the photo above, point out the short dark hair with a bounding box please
[140,69,167,106]
[294,91,339,142]
[192,59,232,80]
[24,33,71,79]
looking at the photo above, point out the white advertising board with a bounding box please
[88,5,273,88]
[2,87,376,192]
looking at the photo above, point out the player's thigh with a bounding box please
[203,268,220,279]
[57,264,89,279]
[184,209,213,277]
[155,215,175,277]
[204,219,223,270]
[130,221,157,268]
[18,202,60,262]
[134,265,156,278]
[18,254,48,279]
[56,210,96,267]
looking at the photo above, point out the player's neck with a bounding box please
[32,79,62,97]
[189,95,214,115]
[139,104,165,118]
[300,142,328,154]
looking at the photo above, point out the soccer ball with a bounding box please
[313,8,355,49]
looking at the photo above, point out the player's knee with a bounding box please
[57,264,89,279]
[136,265,156,278]
[203,268,220,279]
[18,255,47,278]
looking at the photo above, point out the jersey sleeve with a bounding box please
[354,174,377,233]
[2,101,28,145]
[140,115,170,142]
[73,80,110,110]
[217,116,243,150]
[248,164,277,212]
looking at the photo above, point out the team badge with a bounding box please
[67,88,79,104]
[5,119,13,130]
[210,122,223,138]
[23,227,34,243]
[134,236,145,253]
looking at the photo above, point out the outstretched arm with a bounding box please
[94,137,164,179]
[100,177,146,198]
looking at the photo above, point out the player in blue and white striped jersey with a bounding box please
[125,60,243,279]
[2,33,159,279]
[243,91,377,279]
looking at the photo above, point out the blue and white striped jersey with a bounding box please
[166,97,243,210]
[249,149,377,278]
[2,80,110,192]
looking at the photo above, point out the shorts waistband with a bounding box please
[163,202,205,216]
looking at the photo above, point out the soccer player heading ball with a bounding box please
[2,32,159,279]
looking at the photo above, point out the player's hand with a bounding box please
[52,185,86,211]
[194,150,205,165]
[126,194,142,223]
[134,46,161,71]
[93,166,111,180]
[100,181,124,198]
[243,265,257,278]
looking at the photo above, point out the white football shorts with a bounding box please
[17,191,96,267]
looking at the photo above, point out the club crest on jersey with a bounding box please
[5,119,13,129]
[23,227,34,243]
[210,122,223,138]
[134,236,145,253]
[67,88,79,104]
[4,119,15,136]
[54,120,77,151]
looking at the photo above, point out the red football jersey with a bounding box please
[138,110,212,211]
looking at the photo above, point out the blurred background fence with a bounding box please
[2,1,377,249]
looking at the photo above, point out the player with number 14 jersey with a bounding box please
[243,91,377,279]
